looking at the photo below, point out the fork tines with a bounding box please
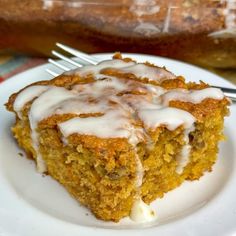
[56,43,99,65]
[48,42,99,75]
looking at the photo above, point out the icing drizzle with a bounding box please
[13,58,225,222]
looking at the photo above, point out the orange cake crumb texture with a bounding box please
[6,54,229,222]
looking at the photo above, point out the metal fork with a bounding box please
[46,43,100,76]
[47,42,236,102]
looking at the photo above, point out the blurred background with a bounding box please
[0,0,235,83]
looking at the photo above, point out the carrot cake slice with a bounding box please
[6,53,230,222]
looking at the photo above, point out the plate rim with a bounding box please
[0,53,236,236]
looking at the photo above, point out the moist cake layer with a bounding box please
[6,54,230,222]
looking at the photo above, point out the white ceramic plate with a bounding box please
[0,53,236,236]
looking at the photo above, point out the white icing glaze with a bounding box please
[72,76,128,97]
[176,126,195,174]
[130,198,156,222]
[12,57,226,222]
[176,144,191,174]
[13,85,49,118]
[134,151,144,188]
[162,87,225,106]
[59,110,132,141]
[116,64,175,82]
[65,59,135,76]
[138,107,196,131]
[66,59,175,83]
[29,87,77,125]
[29,87,77,172]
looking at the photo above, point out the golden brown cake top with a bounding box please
[6,54,229,173]
[6,54,230,223]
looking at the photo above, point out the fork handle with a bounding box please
[212,86,236,102]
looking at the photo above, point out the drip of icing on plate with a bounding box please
[130,197,156,223]
[13,58,225,222]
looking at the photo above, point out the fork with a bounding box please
[47,43,236,102]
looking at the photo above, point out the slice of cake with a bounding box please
[6,54,230,222]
